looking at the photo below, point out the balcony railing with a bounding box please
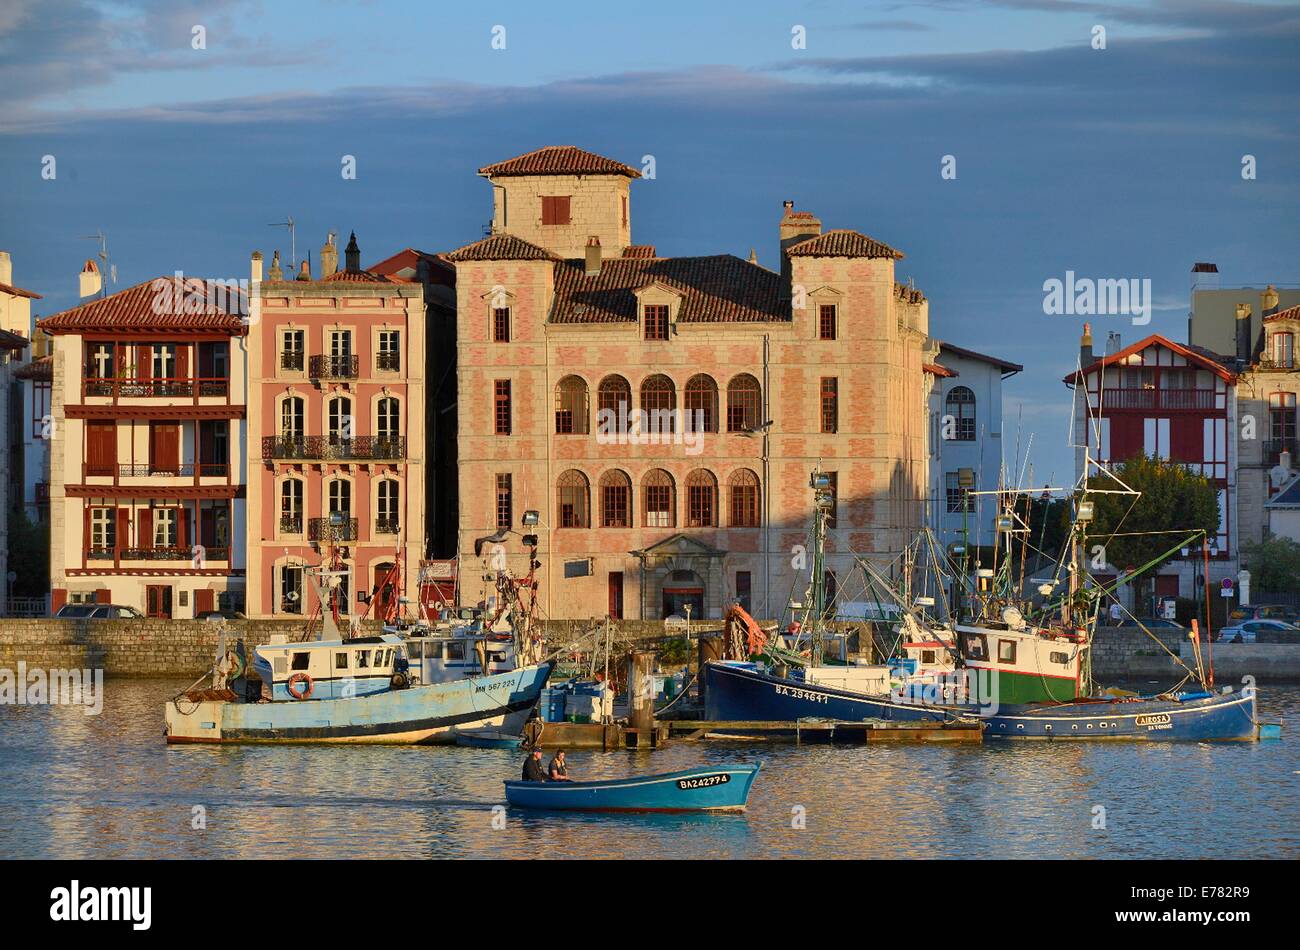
[87,547,115,561]
[281,350,305,371]
[1265,438,1299,465]
[375,517,400,535]
[82,377,230,398]
[1098,388,1218,411]
[262,435,406,461]
[309,354,359,380]
[280,515,303,534]
[376,351,401,371]
[114,463,230,478]
[308,517,358,543]
[1256,355,1296,372]
[120,547,192,561]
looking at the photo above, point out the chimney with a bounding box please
[297,259,312,281]
[79,259,102,299]
[1281,449,1294,476]
[749,248,758,265]
[250,250,263,284]
[268,250,284,281]
[321,233,338,278]
[1236,302,1252,364]
[1262,283,1280,317]
[1080,322,1094,367]
[1190,261,1219,292]
[584,236,602,277]
[0,251,11,285]
[344,231,360,273]
[779,201,821,296]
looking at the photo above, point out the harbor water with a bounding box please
[2,679,1296,859]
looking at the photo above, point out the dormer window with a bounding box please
[541,196,571,226]
[644,304,669,341]
[1271,332,1294,369]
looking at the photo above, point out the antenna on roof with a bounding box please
[268,217,297,267]
[79,229,115,297]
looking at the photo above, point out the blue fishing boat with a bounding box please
[504,763,761,813]
[455,728,526,750]
[980,686,1260,741]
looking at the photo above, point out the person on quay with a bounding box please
[521,748,547,782]
[548,749,572,781]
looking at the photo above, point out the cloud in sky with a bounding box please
[2,0,1297,481]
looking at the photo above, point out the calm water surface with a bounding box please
[2,679,1296,859]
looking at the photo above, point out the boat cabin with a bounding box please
[253,634,403,701]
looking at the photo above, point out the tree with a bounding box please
[1240,536,1300,594]
[1086,456,1219,612]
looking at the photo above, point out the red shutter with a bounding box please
[175,345,189,383]
[137,344,151,380]
[1110,417,1143,461]
[95,588,112,605]
[82,505,91,557]
[195,589,215,614]
[1170,417,1201,463]
[139,509,153,550]
[116,508,130,555]
[51,589,68,613]
[178,506,189,550]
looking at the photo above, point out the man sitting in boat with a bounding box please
[522,749,547,782]
[548,750,572,781]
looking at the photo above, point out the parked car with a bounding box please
[197,609,246,622]
[1116,617,1185,630]
[1226,604,1300,624]
[54,603,143,619]
[1216,619,1300,643]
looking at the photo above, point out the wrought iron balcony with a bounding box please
[279,515,303,534]
[376,351,401,371]
[262,435,406,461]
[281,350,305,370]
[1256,355,1296,372]
[374,517,400,535]
[120,547,192,561]
[308,354,359,380]
[86,547,115,561]
[308,516,358,543]
[116,463,230,478]
[1264,438,1299,465]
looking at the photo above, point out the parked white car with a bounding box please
[1215,619,1300,643]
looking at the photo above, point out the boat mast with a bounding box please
[809,468,833,667]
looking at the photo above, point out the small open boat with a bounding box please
[455,728,525,750]
[504,763,761,813]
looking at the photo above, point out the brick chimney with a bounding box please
[1080,322,1094,367]
[250,250,263,284]
[297,259,312,281]
[321,233,338,278]
[344,232,361,273]
[779,201,821,296]
[268,251,284,281]
[584,236,602,276]
[1235,303,1252,365]
[0,251,11,285]
[1262,283,1280,317]
[79,259,101,299]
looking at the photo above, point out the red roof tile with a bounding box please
[787,229,904,260]
[550,255,785,325]
[445,234,559,262]
[622,245,658,259]
[15,354,51,380]
[38,277,247,334]
[0,328,29,350]
[923,363,957,378]
[1063,333,1235,384]
[320,269,392,283]
[478,146,641,179]
[1264,303,1300,323]
[894,281,926,304]
[0,281,43,300]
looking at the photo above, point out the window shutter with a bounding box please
[116,507,130,555]
[178,506,189,550]
[82,505,91,556]
[176,344,189,381]
[139,509,153,549]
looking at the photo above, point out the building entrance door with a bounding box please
[146,585,172,618]
[661,570,704,620]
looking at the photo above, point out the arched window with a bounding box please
[597,375,632,435]
[642,469,675,528]
[600,470,632,528]
[726,374,762,432]
[376,479,399,534]
[280,395,304,440]
[685,469,718,527]
[945,386,976,441]
[279,477,304,533]
[556,470,590,528]
[555,376,590,434]
[684,375,718,433]
[376,397,400,442]
[328,395,353,445]
[728,469,761,527]
[641,374,676,435]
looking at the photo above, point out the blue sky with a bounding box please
[3,0,1299,482]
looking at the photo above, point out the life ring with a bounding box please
[286,672,313,700]
[390,671,410,690]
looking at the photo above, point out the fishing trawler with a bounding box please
[165,531,553,744]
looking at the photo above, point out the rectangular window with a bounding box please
[820,377,838,434]
[335,652,349,670]
[997,640,1017,664]
[825,472,838,529]
[494,380,512,435]
[945,472,973,513]
[86,342,115,379]
[1272,333,1294,369]
[89,507,114,553]
[603,482,629,527]
[819,304,837,340]
[644,305,670,341]
[687,484,714,528]
[280,329,304,371]
[496,474,513,530]
[541,195,571,225]
[645,484,673,527]
[492,308,511,343]
[153,508,178,549]
[377,330,400,371]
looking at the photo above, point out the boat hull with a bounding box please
[702,662,958,723]
[455,729,525,750]
[981,688,1259,741]
[165,662,553,744]
[504,763,760,812]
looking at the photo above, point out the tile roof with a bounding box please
[37,277,247,334]
[1263,303,1300,323]
[320,269,392,283]
[622,245,658,259]
[1063,333,1236,384]
[894,281,926,304]
[786,229,904,260]
[0,281,42,300]
[1267,471,1300,507]
[0,328,29,350]
[445,234,559,262]
[939,342,1023,374]
[924,363,957,378]
[15,354,52,380]
[550,255,786,325]
[478,145,641,179]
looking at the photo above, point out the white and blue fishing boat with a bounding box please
[166,541,554,744]
[504,763,761,812]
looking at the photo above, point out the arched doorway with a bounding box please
[662,569,704,620]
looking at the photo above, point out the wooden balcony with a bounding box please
[1097,388,1218,411]
[82,376,231,399]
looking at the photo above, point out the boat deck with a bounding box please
[666,718,983,743]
